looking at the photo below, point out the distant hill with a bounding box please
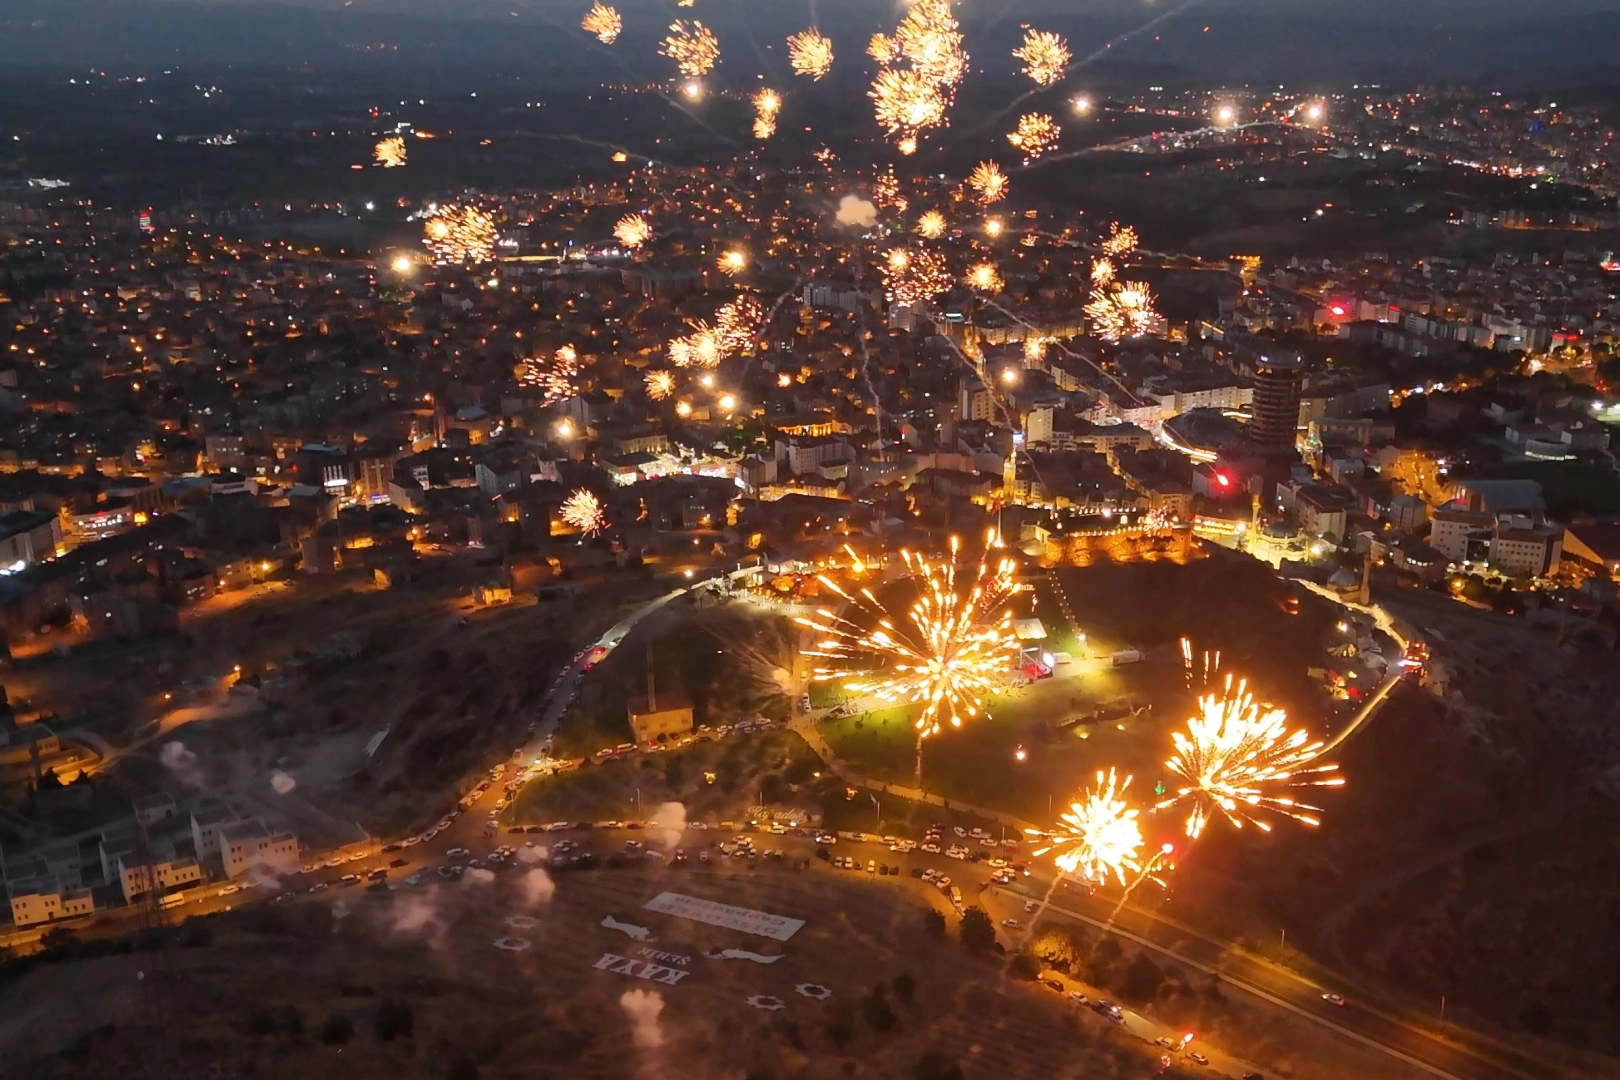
[0,0,1617,87]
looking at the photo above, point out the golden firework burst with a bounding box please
[373,136,407,168]
[581,2,622,44]
[880,245,951,306]
[966,262,1004,293]
[614,213,651,250]
[1007,112,1060,162]
[966,161,1008,205]
[1101,221,1139,258]
[786,29,835,80]
[422,204,497,263]
[717,249,747,276]
[715,295,764,354]
[1159,679,1344,839]
[560,489,607,537]
[1012,28,1071,87]
[1028,768,1144,887]
[517,345,581,407]
[915,210,947,239]
[868,32,899,65]
[796,534,1024,739]
[645,370,675,401]
[660,20,720,78]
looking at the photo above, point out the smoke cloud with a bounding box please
[619,988,666,1051]
[389,890,445,939]
[270,770,297,795]
[462,867,496,887]
[650,802,687,849]
[243,865,281,892]
[517,845,550,865]
[520,867,556,907]
[835,195,877,228]
[160,741,202,786]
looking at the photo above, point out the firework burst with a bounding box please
[561,489,607,537]
[660,20,720,78]
[796,534,1023,739]
[716,295,764,354]
[1159,677,1344,839]
[870,69,947,138]
[717,249,747,276]
[915,210,947,239]
[1029,768,1144,887]
[752,89,781,140]
[1024,336,1049,362]
[873,165,907,212]
[614,214,651,250]
[1101,222,1139,258]
[581,2,622,44]
[966,161,1009,205]
[1013,28,1071,87]
[868,0,965,149]
[787,29,835,80]
[868,32,900,65]
[373,137,407,168]
[669,321,722,368]
[645,370,675,401]
[518,345,580,406]
[881,245,952,306]
[966,262,1004,293]
[1007,112,1060,162]
[422,204,497,263]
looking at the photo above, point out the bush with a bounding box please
[1007,953,1040,981]
[373,996,415,1041]
[862,987,897,1033]
[244,1008,277,1037]
[320,1014,355,1045]
[913,1049,964,1080]
[1121,953,1165,1004]
[922,908,947,937]
[958,907,996,952]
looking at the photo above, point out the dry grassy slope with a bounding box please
[1185,587,1620,1066]
[4,867,1194,1080]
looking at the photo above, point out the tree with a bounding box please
[958,907,996,952]
[862,986,897,1033]
[922,908,946,937]
[1007,953,1040,981]
[373,997,415,1041]
[1121,952,1165,1003]
[913,1049,965,1080]
[279,1005,305,1039]
[447,1055,480,1080]
[320,1014,354,1045]
[890,971,916,1004]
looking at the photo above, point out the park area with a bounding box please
[815,553,1346,830]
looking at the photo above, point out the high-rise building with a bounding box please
[1247,356,1302,449]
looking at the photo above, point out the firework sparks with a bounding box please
[561,489,607,537]
[966,160,1008,205]
[669,322,722,368]
[581,2,622,44]
[1159,677,1344,839]
[518,345,580,407]
[716,295,764,354]
[1024,336,1049,363]
[796,534,1024,739]
[422,204,497,263]
[894,0,968,89]
[614,213,651,250]
[966,262,1004,293]
[373,136,407,168]
[872,165,906,212]
[1101,222,1139,258]
[915,210,947,239]
[1007,112,1060,162]
[752,89,781,140]
[1029,768,1144,888]
[868,33,899,65]
[787,29,835,80]
[1013,28,1071,87]
[897,135,919,156]
[880,245,951,306]
[1085,223,1160,342]
[645,370,675,401]
[870,68,947,137]
[717,249,747,276]
[660,20,720,78]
